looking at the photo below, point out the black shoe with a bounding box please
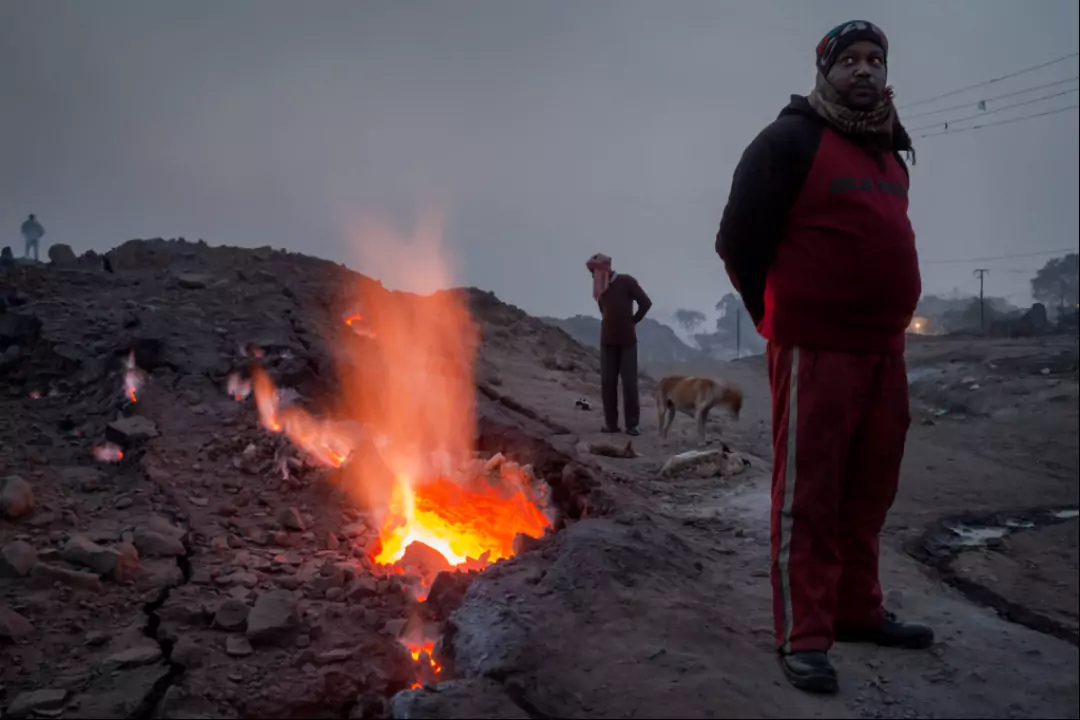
[835,611,934,649]
[778,651,838,695]
[601,426,621,434]
[625,427,640,436]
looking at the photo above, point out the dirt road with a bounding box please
[434,333,1079,719]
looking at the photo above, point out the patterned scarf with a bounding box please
[586,253,613,301]
[807,71,903,153]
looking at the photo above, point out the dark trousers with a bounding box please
[766,342,910,653]
[600,343,640,430]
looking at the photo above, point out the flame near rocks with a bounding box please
[123,350,144,403]
[233,219,551,586]
[225,218,553,688]
[93,443,124,462]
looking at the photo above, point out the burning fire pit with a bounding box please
[215,247,574,692]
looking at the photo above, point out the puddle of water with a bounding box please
[907,366,948,383]
[944,508,1078,548]
[946,523,1008,547]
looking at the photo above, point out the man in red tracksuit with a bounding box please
[716,21,934,694]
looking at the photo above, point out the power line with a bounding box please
[903,76,1079,120]
[921,248,1079,265]
[909,88,1079,132]
[915,104,1078,138]
[898,51,1079,109]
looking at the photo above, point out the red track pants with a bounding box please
[767,342,910,653]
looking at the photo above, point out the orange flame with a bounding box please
[247,364,357,468]
[406,640,442,688]
[345,313,377,339]
[335,217,550,581]
[93,443,124,462]
[234,216,550,603]
[227,373,252,401]
[374,471,550,567]
[123,351,142,403]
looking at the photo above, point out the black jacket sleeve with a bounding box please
[716,113,820,325]
[631,279,652,324]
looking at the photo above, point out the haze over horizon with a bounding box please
[3,1,1078,319]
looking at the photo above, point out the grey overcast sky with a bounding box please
[2,0,1078,319]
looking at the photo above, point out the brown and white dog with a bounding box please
[655,375,743,446]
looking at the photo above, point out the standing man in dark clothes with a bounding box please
[21,214,45,262]
[586,253,652,436]
[716,21,933,695]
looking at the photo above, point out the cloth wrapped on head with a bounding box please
[586,253,613,301]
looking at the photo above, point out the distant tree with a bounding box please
[673,308,706,335]
[960,297,1000,331]
[1031,253,1079,313]
[714,293,743,325]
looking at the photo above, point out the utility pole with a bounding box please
[973,268,989,333]
[735,308,741,359]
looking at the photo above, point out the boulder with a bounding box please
[0,475,35,519]
[48,243,78,265]
[0,605,34,641]
[213,599,250,631]
[246,590,298,646]
[6,689,68,719]
[106,415,160,446]
[0,540,39,577]
[133,528,186,557]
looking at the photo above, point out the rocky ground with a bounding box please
[2,240,1078,719]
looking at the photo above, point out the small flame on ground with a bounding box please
[344,313,377,339]
[227,373,252,401]
[93,443,124,462]
[405,640,442,689]
[124,351,143,403]
[248,364,355,468]
[29,390,41,400]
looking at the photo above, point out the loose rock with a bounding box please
[175,272,214,289]
[172,636,205,668]
[0,475,35,519]
[105,415,160,445]
[246,589,299,646]
[103,643,163,667]
[226,635,254,657]
[32,562,103,591]
[345,575,379,601]
[0,540,39,577]
[390,679,530,720]
[6,688,68,720]
[113,542,142,584]
[134,528,186,557]
[0,604,34,641]
[214,599,251,631]
[279,506,307,531]
[48,243,78,265]
[62,534,140,582]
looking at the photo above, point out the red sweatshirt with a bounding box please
[715,96,921,355]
